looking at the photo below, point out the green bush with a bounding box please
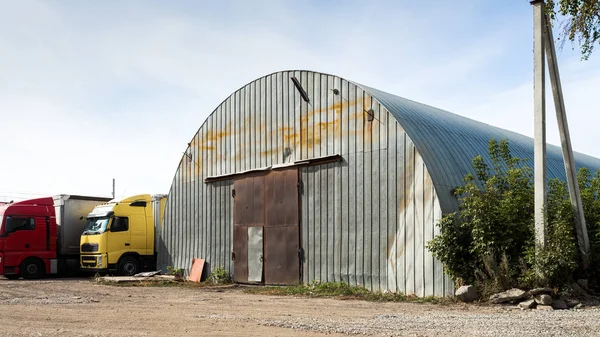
[427,139,600,295]
[577,168,600,278]
[521,179,578,288]
[166,266,183,277]
[207,266,231,284]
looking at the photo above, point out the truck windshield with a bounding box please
[82,217,110,235]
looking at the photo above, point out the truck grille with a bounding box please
[81,243,99,252]
[81,256,98,267]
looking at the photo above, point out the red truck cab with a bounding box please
[0,198,57,279]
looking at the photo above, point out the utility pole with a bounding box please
[532,0,547,250]
[112,178,116,199]
[531,0,590,267]
[543,10,590,267]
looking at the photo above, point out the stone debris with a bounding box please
[529,288,553,296]
[455,285,478,303]
[552,299,568,310]
[535,294,553,306]
[564,299,580,308]
[490,288,527,304]
[518,299,536,310]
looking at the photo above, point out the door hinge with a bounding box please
[297,181,304,195]
[232,189,236,198]
[231,252,236,260]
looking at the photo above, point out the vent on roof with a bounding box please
[291,76,310,103]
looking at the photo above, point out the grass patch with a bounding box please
[244,281,455,304]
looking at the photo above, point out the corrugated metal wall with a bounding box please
[159,70,454,296]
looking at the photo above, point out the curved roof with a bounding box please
[359,83,600,214]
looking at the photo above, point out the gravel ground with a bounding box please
[1,277,599,336]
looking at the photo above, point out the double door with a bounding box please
[232,169,300,285]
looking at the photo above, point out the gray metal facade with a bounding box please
[158,70,600,297]
[361,85,600,213]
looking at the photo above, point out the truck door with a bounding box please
[3,216,43,253]
[128,214,147,254]
[106,217,131,265]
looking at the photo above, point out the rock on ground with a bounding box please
[518,299,536,310]
[537,305,554,311]
[565,299,581,308]
[535,294,553,306]
[529,288,553,296]
[490,289,527,304]
[455,285,478,303]
[552,299,568,310]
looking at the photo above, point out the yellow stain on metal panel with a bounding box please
[199,146,215,150]
[181,93,380,178]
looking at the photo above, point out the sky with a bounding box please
[1,0,599,202]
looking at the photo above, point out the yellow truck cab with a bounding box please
[79,194,166,275]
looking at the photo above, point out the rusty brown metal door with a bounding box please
[233,174,266,284]
[264,169,300,285]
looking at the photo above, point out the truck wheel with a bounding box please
[20,258,45,279]
[4,275,19,280]
[118,256,140,276]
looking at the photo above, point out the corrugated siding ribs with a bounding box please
[159,71,454,296]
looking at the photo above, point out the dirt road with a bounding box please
[1,277,599,337]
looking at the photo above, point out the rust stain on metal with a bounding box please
[233,225,249,283]
[196,131,230,151]
[188,94,378,174]
[312,99,357,116]
[231,170,299,285]
[264,169,300,285]
[300,99,359,126]
[284,133,298,143]
[261,149,277,157]
[199,146,215,150]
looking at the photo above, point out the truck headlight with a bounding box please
[97,255,102,267]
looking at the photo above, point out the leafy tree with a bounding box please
[427,139,600,294]
[521,179,577,288]
[576,168,600,276]
[428,139,534,287]
[546,0,600,59]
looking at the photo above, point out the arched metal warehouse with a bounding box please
[158,70,600,297]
